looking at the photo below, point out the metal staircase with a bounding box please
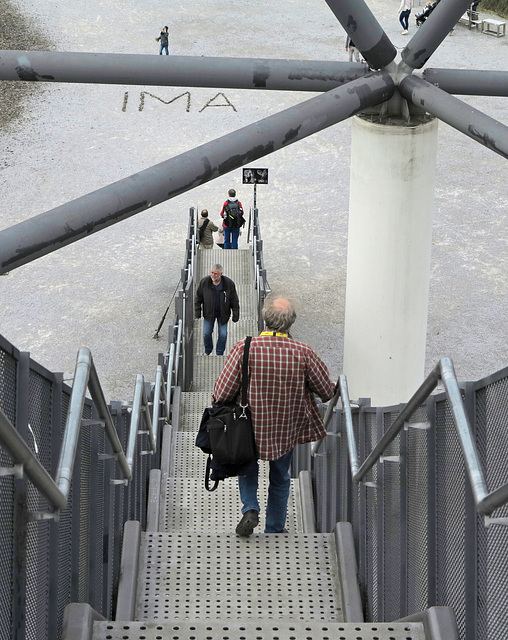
[84,247,435,640]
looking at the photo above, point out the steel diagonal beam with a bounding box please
[0,50,367,92]
[399,75,508,159]
[0,72,394,274]
[323,0,396,70]
[423,68,508,97]
[401,0,472,70]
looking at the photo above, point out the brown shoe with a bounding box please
[235,510,259,536]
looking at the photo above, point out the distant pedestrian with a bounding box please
[220,189,245,250]
[345,36,360,63]
[399,0,412,34]
[198,209,219,250]
[156,26,169,55]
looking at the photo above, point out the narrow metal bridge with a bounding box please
[0,210,507,640]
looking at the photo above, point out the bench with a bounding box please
[458,10,483,29]
[482,18,506,36]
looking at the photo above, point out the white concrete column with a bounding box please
[343,115,438,406]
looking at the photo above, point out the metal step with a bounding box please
[191,356,227,392]
[196,247,253,284]
[134,532,344,622]
[93,620,426,640]
[160,477,301,534]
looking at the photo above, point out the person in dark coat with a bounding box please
[194,264,240,355]
[156,26,169,55]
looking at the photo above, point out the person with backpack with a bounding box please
[198,209,218,249]
[220,188,245,250]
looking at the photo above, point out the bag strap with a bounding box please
[241,336,252,406]
[205,456,219,492]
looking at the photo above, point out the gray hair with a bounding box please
[262,297,296,332]
[212,264,223,273]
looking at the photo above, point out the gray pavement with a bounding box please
[0,0,507,402]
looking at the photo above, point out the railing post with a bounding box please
[12,351,30,640]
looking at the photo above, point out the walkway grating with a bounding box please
[94,621,426,640]
[90,246,429,640]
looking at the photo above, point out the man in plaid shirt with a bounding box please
[213,296,335,536]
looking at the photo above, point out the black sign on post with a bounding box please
[242,168,268,184]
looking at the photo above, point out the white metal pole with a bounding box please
[343,115,438,406]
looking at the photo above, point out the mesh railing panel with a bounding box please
[363,410,378,621]
[381,412,402,622]
[25,369,53,640]
[435,396,467,637]
[0,343,17,424]
[406,406,430,615]
[476,379,508,640]
[0,343,16,640]
[0,336,149,639]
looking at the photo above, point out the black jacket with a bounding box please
[195,275,240,324]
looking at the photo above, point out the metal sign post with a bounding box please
[242,168,268,211]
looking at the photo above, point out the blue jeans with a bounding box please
[159,44,169,55]
[224,227,239,249]
[399,9,410,29]
[203,317,228,355]
[238,450,293,533]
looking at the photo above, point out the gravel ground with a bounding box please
[0,0,507,402]
[0,0,54,132]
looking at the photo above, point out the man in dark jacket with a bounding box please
[195,264,240,355]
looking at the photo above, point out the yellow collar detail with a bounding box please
[259,331,288,338]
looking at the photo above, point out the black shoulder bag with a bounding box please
[196,336,257,491]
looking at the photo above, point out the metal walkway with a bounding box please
[92,248,429,640]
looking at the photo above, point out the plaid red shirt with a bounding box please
[212,335,335,461]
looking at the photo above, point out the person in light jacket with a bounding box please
[198,210,219,249]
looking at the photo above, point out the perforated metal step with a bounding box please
[179,392,211,432]
[191,356,227,392]
[135,532,343,622]
[161,477,301,534]
[196,247,253,285]
[193,315,258,356]
[94,620,426,640]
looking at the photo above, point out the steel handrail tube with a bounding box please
[0,407,67,511]
[353,361,442,483]
[127,373,145,470]
[166,342,175,415]
[87,352,131,481]
[439,357,489,507]
[55,349,92,498]
[141,380,156,454]
[174,319,183,388]
[478,482,508,516]
[152,365,164,448]
[340,375,360,478]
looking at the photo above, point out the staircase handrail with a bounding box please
[343,356,508,517]
[0,406,67,512]
[311,375,359,477]
[55,348,132,506]
[250,207,271,329]
[127,373,156,464]
[152,364,168,449]
[0,348,133,515]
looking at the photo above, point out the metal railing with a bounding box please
[0,335,163,638]
[250,207,271,331]
[346,357,507,517]
[301,359,508,640]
